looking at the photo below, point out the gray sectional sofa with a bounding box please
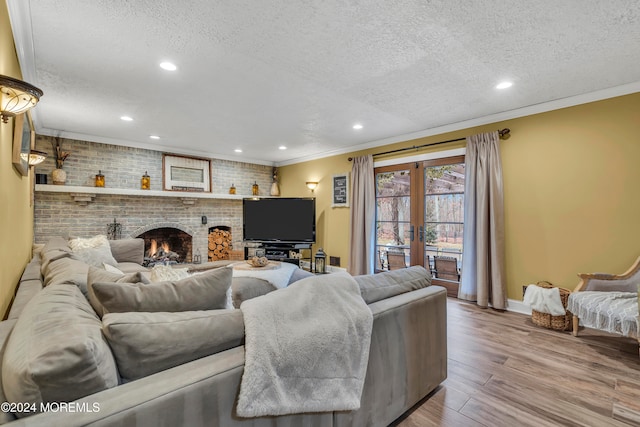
[0,237,447,426]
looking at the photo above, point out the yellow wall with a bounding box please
[279,93,640,300]
[0,1,34,317]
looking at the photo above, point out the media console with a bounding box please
[244,243,312,267]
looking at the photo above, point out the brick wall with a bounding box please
[33,135,274,257]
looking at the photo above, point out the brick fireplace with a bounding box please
[31,135,274,260]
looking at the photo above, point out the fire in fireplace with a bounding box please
[138,227,192,267]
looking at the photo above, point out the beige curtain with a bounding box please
[348,155,375,275]
[458,132,506,309]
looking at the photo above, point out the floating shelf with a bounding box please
[35,184,269,205]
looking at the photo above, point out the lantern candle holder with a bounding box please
[141,171,150,190]
[314,248,327,274]
[95,170,105,187]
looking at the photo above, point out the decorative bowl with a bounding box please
[247,256,269,267]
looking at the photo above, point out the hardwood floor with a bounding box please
[393,298,640,427]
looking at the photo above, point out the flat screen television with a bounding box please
[243,197,316,243]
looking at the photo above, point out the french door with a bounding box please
[375,156,465,297]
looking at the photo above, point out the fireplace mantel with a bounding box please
[35,184,266,205]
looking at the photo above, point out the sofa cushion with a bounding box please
[42,256,91,294]
[40,236,71,254]
[39,236,72,274]
[92,266,233,314]
[102,309,244,380]
[6,280,42,320]
[87,266,150,318]
[69,235,118,268]
[354,266,432,304]
[108,238,145,265]
[0,320,17,424]
[1,285,118,417]
[20,258,42,282]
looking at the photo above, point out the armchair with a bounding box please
[568,256,640,353]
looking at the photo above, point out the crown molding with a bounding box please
[276,81,640,166]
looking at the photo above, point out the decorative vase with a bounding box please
[52,168,67,185]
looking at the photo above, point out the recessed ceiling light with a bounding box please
[160,62,177,71]
[353,124,363,130]
[234,148,243,153]
[278,145,287,150]
[496,81,513,89]
[149,135,160,140]
[120,116,133,121]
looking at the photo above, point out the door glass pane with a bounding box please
[424,163,464,281]
[375,169,411,271]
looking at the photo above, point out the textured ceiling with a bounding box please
[8,0,640,165]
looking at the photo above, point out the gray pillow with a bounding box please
[92,266,233,314]
[40,236,71,254]
[231,277,277,308]
[289,267,314,284]
[109,238,144,265]
[39,243,72,275]
[1,285,118,417]
[87,266,150,318]
[42,256,90,293]
[102,309,244,380]
[354,266,432,304]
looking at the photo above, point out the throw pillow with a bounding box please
[92,266,233,314]
[150,264,190,282]
[69,235,118,268]
[42,257,90,295]
[102,309,244,380]
[87,266,150,318]
[1,285,118,417]
[354,265,432,304]
[108,238,144,264]
[231,277,277,308]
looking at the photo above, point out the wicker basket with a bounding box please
[530,281,573,331]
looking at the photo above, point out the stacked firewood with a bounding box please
[208,228,232,261]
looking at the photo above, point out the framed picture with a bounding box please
[12,112,34,177]
[331,173,350,208]
[162,154,211,192]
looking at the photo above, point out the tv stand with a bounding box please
[244,243,312,266]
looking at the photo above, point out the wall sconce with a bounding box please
[0,74,43,123]
[306,181,318,193]
[21,149,47,166]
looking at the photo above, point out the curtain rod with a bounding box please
[347,128,510,161]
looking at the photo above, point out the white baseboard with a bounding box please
[506,299,532,316]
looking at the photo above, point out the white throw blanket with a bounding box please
[237,272,373,417]
[232,261,297,289]
[523,284,566,316]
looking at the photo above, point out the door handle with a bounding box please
[409,225,414,242]
[419,225,424,242]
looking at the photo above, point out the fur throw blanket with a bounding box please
[237,272,373,417]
